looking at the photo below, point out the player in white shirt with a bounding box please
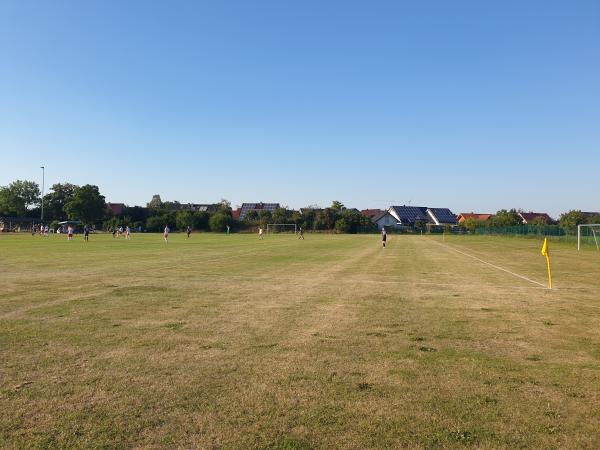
[258,227,264,240]
[163,225,170,244]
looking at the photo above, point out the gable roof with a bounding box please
[361,209,384,218]
[427,208,457,225]
[239,202,280,220]
[371,210,394,223]
[519,212,553,224]
[388,206,430,224]
[106,202,126,216]
[183,203,218,213]
[457,213,493,222]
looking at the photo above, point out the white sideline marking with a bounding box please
[431,240,549,289]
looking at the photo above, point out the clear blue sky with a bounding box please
[1,1,599,217]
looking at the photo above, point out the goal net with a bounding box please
[577,224,600,251]
[266,223,297,234]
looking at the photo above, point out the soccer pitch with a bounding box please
[1,233,599,449]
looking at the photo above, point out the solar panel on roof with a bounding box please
[427,208,457,224]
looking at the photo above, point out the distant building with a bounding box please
[239,202,280,221]
[106,203,126,216]
[426,208,458,226]
[361,209,384,219]
[300,207,323,215]
[387,205,457,227]
[457,213,493,223]
[388,206,431,226]
[372,211,398,231]
[518,212,554,225]
[182,203,218,213]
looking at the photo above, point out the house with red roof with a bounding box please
[361,209,384,219]
[457,213,493,223]
[518,212,554,225]
[106,202,126,216]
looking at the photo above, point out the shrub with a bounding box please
[209,213,233,232]
[146,213,176,232]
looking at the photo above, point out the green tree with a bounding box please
[64,185,106,225]
[461,217,487,232]
[162,200,182,211]
[244,210,259,224]
[299,208,317,230]
[258,210,273,226]
[588,215,600,224]
[335,218,350,233]
[290,211,303,226]
[559,210,587,233]
[334,209,365,233]
[489,209,521,227]
[43,183,78,221]
[0,180,40,216]
[272,207,292,224]
[176,210,195,230]
[122,206,149,224]
[331,200,345,211]
[530,216,551,227]
[209,213,233,232]
[146,215,169,232]
[315,208,339,230]
[193,211,210,230]
[218,199,232,215]
[414,219,426,233]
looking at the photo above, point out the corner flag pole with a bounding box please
[541,238,552,289]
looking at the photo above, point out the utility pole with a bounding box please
[40,166,45,223]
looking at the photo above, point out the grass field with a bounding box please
[1,232,600,449]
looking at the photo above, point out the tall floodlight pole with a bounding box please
[40,166,45,224]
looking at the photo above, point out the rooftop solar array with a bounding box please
[428,208,457,224]
[390,206,430,224]
[239,203,281,220]
[184,203,217,213]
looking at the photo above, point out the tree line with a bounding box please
[2,179,597,233]
[0,181,105,225]
[460,208,600,234]
[0,180,375,233]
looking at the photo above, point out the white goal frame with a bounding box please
[266,223,297,234]
[577,224,600,251]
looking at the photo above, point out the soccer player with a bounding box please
[258,227,264,240]
[163,225,170,244]
[186,226,191,238]
[226,225,230,235]
[125,226,131,240]
[67,225,74,241]
[298,226,304,240]
[83,226,90,242]
[381,227,387,248]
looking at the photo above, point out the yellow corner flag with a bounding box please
[541,238,552,289]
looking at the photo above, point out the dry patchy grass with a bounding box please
[1,232,599,449]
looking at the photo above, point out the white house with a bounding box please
[372,211,399,231]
